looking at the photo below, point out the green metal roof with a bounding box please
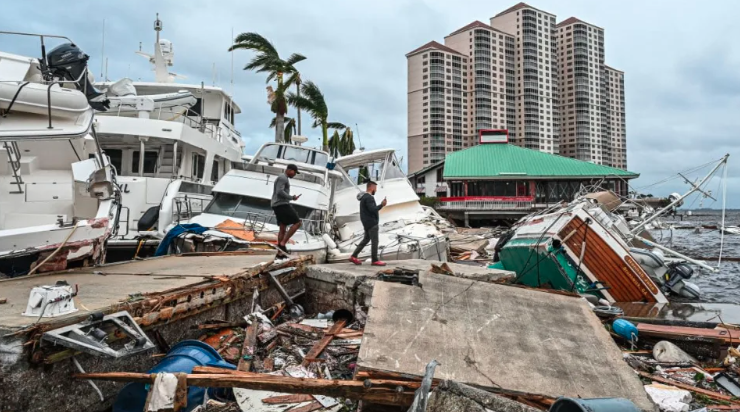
[443,143,639,180]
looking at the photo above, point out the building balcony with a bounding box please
[437,196,535,211]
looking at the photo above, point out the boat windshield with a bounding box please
[256,144,329,167]
[205,193,324,224]
[336,154,407,190]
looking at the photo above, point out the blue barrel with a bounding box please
[550,397,641,412]
[612,319,638,341]
[113,340,236,412]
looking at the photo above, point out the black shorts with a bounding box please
[272,204,300,226]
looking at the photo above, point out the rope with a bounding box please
[28,223,79,276]
[1,81,30,117]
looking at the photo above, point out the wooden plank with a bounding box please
[637,323,740,344]
[262,394,314,404]
[237,322,258,372]
[289,401,323,412]
[638,372,740,404]
[302,319,347,366]
[74,371,416,406]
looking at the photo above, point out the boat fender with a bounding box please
[322,233,338,250]
[328,248,341,256]
[138,206,160,232]
[612,319,638,342]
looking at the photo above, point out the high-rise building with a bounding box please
[406,41,468,173]
[605,66,627,169]
[491,3,559,154]
[444,22,516,150]
[556,17,605,164]
[406,3,626,173]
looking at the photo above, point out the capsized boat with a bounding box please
[494,155,730,303]
[327,149,451,262]
[0,32,120,277]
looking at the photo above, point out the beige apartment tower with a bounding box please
[407,2,626,173]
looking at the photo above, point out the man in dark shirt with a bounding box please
[349,181,387,266]
[271,164,302,256]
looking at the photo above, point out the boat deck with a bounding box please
[0,252,275,329]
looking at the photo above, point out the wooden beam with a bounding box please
[262,394,314,404]
[74,371,416,406]
[237,322,258,372]
[302,319,347,365]
[638,372,740,404]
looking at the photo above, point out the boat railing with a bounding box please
[171,194,209,225]
[437,198,534,211]
[106,102,221,142]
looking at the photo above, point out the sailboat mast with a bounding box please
[629,154,729,236]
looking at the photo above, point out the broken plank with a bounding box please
[237,322,258,372]
[302,319,347,366]
[74,372,416,406]
[638,372,740,404]
[289,401,323,412]
[262,394,314,404]
[637,323,740,345]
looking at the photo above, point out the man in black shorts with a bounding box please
[271,164,302,256]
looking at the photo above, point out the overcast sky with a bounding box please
[2,0,737,207]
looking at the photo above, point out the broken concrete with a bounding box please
[427,380,541,412]
[356,271,655,411]
[303,259,513,314]
[0,253,307,412]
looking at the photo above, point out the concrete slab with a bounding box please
[0,253,274,329]
[357,272,654,411]
[303,260,514,314]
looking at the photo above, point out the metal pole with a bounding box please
[629,154,729,236]
[633,234,719,273]
[139,139,145,177]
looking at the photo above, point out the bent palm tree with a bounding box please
[230,33,305,143]
[340,127,356,156]
[270,116,296,143]
[288,81,345,152]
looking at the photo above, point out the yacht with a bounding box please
[182,141,338,260]
[94,15,245,259]
[0,32,120,277]
[327,149,450,262]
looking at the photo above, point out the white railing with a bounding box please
[437,200,534,211]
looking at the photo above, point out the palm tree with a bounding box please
[288,81,345,152]
[230,33,305,143]
[270,116,296,143]
[340,127,356,156]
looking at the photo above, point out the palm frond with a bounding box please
[230,32,278,56]
[326,122,346,130]
[299,81,328,115]
[285,53,307,67]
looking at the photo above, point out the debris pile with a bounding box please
[448,227,504,262]
[609,317,740,412]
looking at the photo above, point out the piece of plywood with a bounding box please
[357,272,654,411]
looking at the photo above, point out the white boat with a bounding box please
[93,15,245,260]
[0,32,120,277]
[720,226,740,235]
[328,149,450,262]
[184,141,338,261]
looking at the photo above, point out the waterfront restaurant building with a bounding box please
[409,130,638,224]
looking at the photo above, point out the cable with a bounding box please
[718,162,728,268]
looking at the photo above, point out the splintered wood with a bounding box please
[302,319,348,366]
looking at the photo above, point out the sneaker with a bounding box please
[371,261,387,266]
[349,256,362,265]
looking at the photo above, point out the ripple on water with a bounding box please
[651,211,740,303]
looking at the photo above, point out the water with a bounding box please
[650,210,740,303]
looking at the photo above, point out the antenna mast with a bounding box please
[100,19,106,78]
[230,27,234,99]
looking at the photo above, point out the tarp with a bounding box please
[154,224,208,256]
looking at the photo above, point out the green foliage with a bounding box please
[419,196,439,208]
[288,81,345,151]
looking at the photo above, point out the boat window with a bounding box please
[365,162,384,183]
[190,98,203,117]
[192,153,205,179]
[313,152,328,167]
[384,157,406,180]
[205,193,317,223]
[105,149,123,173]
[282,146,312,164]
[132,151,158,174]
[180,182,212,195]
[257,145,280,161]
[211,160,219,182]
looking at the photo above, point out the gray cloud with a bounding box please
[2,0,739,206]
